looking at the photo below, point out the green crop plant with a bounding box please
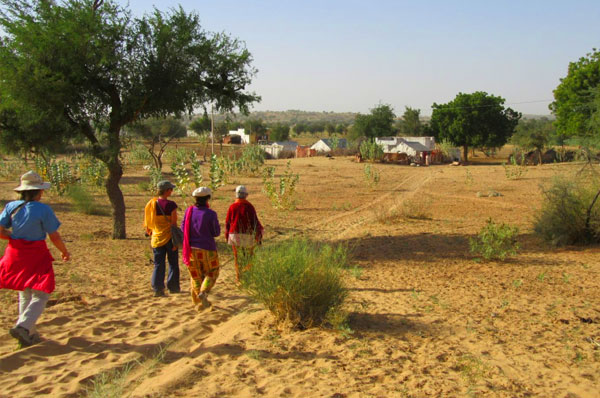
[262,161,299,210]
[363,164,380,189]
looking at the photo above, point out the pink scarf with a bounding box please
[182,206,193,266]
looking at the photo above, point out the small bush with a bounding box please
[262,161,299,210]
[470,218,519,261]
[534,176,600,246]
[68,185,107,216]
[401,196,432,220]
[241,239,348,328]
[359,140,384,162]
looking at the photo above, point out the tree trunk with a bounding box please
[106,160,126,239]
[463,145,469,163]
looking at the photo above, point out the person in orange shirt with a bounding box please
[143,181,180,297]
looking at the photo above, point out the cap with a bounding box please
[157,180,176,191]
[235,185,248,195]
[14,171,51,191]
[192,187,212,197]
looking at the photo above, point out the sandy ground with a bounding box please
[0,151,599,398]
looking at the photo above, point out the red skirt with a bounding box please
[0,239,55,294]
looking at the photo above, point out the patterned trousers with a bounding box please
[186,248,220,305]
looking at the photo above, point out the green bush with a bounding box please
[470,218,519,261]
[68,185,107,215]
[359,140,384,161]
[534,176,600,246]
[241,239,348,328]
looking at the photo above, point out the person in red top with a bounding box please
[225,185,263,282]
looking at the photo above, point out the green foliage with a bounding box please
[67,185,107,216]
[127,117,187,170]
[262,161,299,210]
[237,145,265,176]
[469,218,520,261]
[429,92,521,162]
[189,112,211,135]
[550,49,600,139]
[534,176,600,246]
[34,156,76,196]
[241,239,348,328]
[349,104,396,140]
[398,106,422,136]
[363,164,380,189]
[0,0,259,238]
[127,143,153,165]
[0,159,23,180]
[511,118,553,154]
[147,166,163,192]
[72,155,107,189]
[208,154,225,191]
[359,140,384,161]
[269,123,290,141]
[502,152,528,180]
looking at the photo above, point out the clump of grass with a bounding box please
[401,196,432,220]
[469,218,519,261]
[534,176,600,246]
[241,239,348,329]
[85,363,134,398]
[67,185,107,216]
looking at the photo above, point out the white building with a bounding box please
[310,138,348,153]
[375,136,435,157]
[260,141,298,159]
[228,128,251,144]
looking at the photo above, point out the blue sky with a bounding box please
[126,0,600,116]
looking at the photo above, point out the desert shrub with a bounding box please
[503,151,528,180]
[470,218,519,260]
[67,185,107,216]
[34,156,76,196]
[73,155,107,188]
[241,239,348,328]
[0,160,23,180]
[363,164,380,189]
[127,143,152,165]
[359,140,384,162]
[372,203,402,224]
[401,196,432,220]
[262,161,299,210]
[534,177,600,246]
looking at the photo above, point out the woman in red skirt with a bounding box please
[0,171,70,347]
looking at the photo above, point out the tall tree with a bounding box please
[244,118,266,136]
[429,92,521,162]
[349,104,396,140]
[0,0,259,238]
[269,123,290,142]
[128,117,186,170]
[550,49,600,140]
[511,118,553,164]
[398,106,422,136]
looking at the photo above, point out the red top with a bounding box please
[0,239,55,293]
[225,199,263,241]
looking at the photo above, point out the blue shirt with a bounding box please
[0,200,61,241]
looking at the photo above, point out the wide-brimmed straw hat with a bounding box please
[14,171,51,191]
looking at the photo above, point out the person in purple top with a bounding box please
[180,187,220,310]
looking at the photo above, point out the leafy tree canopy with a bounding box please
[398,106,422,136]
[429,92,521,162]
[269,123,290,142]
[349,104,396,140]
[0,0,259,238]
[550,49,600,139]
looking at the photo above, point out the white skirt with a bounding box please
[227,233,256,248]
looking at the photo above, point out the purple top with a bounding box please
[181,205,220,251]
